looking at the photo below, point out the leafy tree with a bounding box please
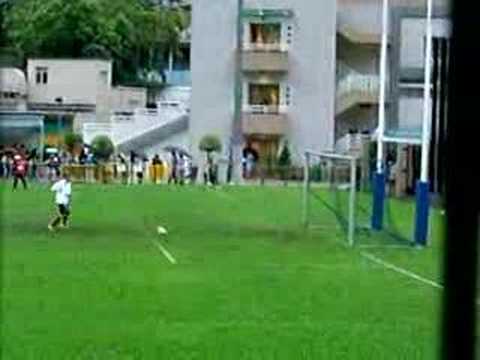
[199,134,222,185]
[199,135,222,154]
[3,0,188,83]
[63,132,83,155]
[278,141,292,183]
[91,135,114,162]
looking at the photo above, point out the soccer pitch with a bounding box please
[1,183,445,359]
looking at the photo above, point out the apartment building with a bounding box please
[190,0,337,166]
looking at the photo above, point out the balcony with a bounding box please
[242,105,288,136]
[336,61,381,115]
[242,43,289,73]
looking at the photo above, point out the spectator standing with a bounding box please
[134,159,144,184]
[12,153,28,190]
[183,155,191,184]
[1,151,8,179]
[152,154,162,184]
[168,151,178,185]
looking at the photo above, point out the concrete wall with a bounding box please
[400,17,451,69]
[337,0,450,42]
[390,7,451,132]
[143,130,190,160]
[398,96,429,130]
[337,36,379,75]
[27,59,112,105]
[335,105,378,140]
[110,87,147,111]
[190,0,337,164]
[190,0,237,161]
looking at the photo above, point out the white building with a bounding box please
[190,0,337,167]
[0,68,27,111]
[26,59,147,132]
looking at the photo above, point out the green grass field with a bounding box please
[1,183,445,359]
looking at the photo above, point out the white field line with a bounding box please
[361,252,443,290]
[363,253,480,307]
[358,244,412,249]
[150,238,177,264]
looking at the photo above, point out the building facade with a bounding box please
[190,0,337,166]
[0,68,27,111]
[335,0,451,195]
[26,59,147,133]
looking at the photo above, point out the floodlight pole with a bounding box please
[414,0,434,247]
[371,0,389,231]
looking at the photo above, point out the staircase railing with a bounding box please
[336,61,381,115]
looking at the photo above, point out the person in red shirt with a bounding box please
[12,153,28,190]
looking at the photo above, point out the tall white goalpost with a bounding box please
[371,0,434,247]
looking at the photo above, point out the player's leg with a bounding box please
[21,175,27,189]
[49,205,63,230]
[12,175,18,190]
[61,205,70,228]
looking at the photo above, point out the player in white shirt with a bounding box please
[48,172,72,231]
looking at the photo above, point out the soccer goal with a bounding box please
[303,151,360,246]
[303,149,419,249]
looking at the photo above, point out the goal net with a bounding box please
[303,151,361,246]
[303,149,417,248]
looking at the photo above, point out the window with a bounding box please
[99,70,109,85]
[128,99,140,107]
[248,83,280,113]
[250,23,281,45]
[35,67,48,85]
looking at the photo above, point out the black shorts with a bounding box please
[57,204,70,216]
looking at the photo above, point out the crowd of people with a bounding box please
[117,150,194,185]
[0,144,68,185]
[0,142,231,187]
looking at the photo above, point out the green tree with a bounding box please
[63,132,83,155]
[91,135,114,162]
[199,135,222,185]
[199,135,222,154]
[4,0,188,83]
[278,141,292,184]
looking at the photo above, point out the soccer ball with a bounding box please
[157,226,168,235]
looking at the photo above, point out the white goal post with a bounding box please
[303,151,358,247]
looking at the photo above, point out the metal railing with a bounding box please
[242,104,288,114]
[337,74,380,99]
[243,43,289,52]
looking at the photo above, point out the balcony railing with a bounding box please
[243,104,287,115]
[337,74,380,99]
[242,104,288,135]
[243,43,289,52]
[241,44,289,72]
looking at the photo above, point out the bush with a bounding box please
[91,135,115,162]
[199,135,222,154]
[64,132,83,154]
[311,164,323,182]
[278,142,292,182]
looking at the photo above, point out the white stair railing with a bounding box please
[335,133,371,155]
[336,61,381,114]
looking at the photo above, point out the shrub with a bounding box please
[199,135,222,154]
[64,132,83,154]
[91,135,114,162]
[278,142,292,182]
